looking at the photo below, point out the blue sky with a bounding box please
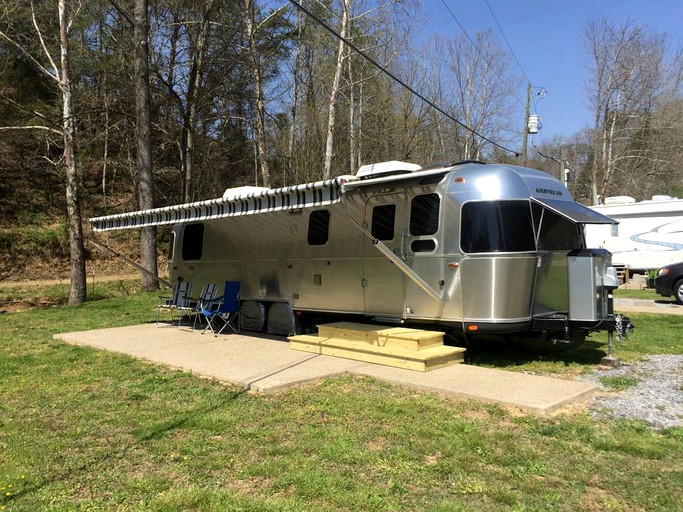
[422,0,683,142]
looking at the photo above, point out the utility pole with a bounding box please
[521,82,531,163]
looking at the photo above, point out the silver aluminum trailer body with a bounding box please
[90,161,629,341]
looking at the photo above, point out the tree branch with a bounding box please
[0,30,59,83]
[0,93,59,127]
[109,0,133,27]
[31,0,60,81]
[0,125,63,135]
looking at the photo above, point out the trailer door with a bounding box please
[363,194,407,317]
[404,193,445,319]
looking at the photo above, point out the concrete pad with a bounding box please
[55,323,597,414]
[354,364,597,414]
[56,323,365,390]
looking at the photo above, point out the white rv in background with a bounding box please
[585,196,683,272]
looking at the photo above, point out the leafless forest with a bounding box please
[1,1,682,301]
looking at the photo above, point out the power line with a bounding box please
[286,0,520,157]
[438,0,524,108]
[482,0,532,85]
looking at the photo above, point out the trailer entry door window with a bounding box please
[182,223,204,260]
[371,204,396,240]
[410,194,440,236]
[308,210,330,245]
[461,201,535,253]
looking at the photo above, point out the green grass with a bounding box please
[463,313,683,378]
[0,278,145,306]
[600,375,641,391]
[0,291,681,510]
[614,288,662,300]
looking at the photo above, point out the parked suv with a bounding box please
[654,262,683,305]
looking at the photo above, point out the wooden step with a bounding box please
[289,322,465,372]
[317,322,444,351]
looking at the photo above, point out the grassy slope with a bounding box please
[0,289,681,511]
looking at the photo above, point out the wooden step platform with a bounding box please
[289,322,465,372]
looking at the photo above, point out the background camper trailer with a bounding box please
[585,196,683,273]
[90,161,632,345]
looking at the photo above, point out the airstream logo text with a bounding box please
[535,187,563,196]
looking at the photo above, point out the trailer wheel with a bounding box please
[674,279,683,305]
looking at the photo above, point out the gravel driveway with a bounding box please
[577,355,683,430]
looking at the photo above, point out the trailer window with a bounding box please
[371,204,396,240]
[461,201,535,253]
[308,210,330,245]
[410,194,440,236]
[534,206,583,250]
[182,223,204,260]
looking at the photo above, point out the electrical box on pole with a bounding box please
[527,114,541,134]
[521,82,531,161]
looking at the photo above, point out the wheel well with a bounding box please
[674,276,683,291]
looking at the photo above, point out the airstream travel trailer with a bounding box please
[585,196,683,272]
[90,161,631,344]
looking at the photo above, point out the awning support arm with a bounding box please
[87,236,173,289]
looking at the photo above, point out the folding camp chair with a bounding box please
[198,281,240,336]
[156,280,192,326]
[189,282,221,329]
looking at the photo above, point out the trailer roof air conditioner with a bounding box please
[223,186,270,200]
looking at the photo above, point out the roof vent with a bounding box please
[356,160,422,180]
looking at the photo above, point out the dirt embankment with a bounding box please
[0,273,141,289]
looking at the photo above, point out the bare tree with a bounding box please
[0,0,87,304]
[584,17,681,202]
[413,32,519,162]
[152,0,218,202]
[322,0,350,179]
[442,31,518,160]
[134,0,158,291]
[285,9,299,184]
[243,0,270,187]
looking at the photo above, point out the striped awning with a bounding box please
[90,178,346,232]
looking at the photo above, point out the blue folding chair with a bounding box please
[198,281,240,336]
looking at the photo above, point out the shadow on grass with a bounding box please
[4,389,247,506]
[654,299,681,306]
[458,335,607,369]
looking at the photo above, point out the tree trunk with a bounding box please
[287,8,303,185]
[181,0,215,202]
[323,0,350,180]
[134,0,158,291]
[59,0,87,305]
[243,0,270,187]
[348,47,356,175]
[600,108,619,198]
